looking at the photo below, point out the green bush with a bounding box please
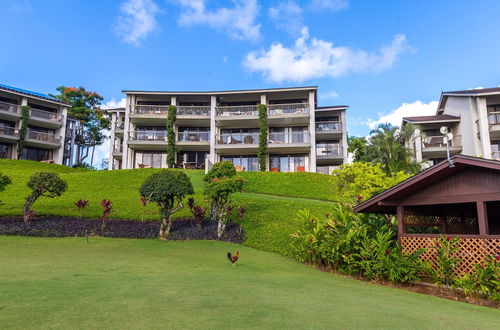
[140,169,194,238]
[258,104,267,171]
[17,106,30,159]
[331,162,410,202]
[455,255,500,300]
[431,235,461,286]
[204,161,236,183]
[0,172,12,204]
[24,172,67,223]
[166,105,177,168]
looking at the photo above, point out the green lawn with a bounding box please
[0,159,334,255]
[1,236,498,329]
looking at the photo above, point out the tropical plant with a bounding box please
[204,161,237,220]
[100,199,112,219]
[187,197,206,228]
[347,136,369,162]
[23,172,67,223]
[431,235,461,286]
[17,105,30,159]
[166,105,177,168]
[140,169,194,239]
[455,255,499,300]
[0,172,11,204]
[258,104,267,171]
[74,199,89,218]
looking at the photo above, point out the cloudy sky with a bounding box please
[1,0,500,164]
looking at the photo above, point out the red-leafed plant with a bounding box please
[25,209,36,224]
[187,197,206,228]
[74,199,89,218]
[100,199,112,228]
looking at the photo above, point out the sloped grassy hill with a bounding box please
[0,160,334,256]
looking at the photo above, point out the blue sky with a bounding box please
[1,0,500,163]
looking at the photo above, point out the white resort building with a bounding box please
[108,86,348,173]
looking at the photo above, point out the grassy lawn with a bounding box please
[1,236,498,329]
[0,160,334,255]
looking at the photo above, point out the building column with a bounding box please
[341,109,348,164]
[122,95,131,169]
[476,97,492,159]
[209,95,217,165]
[54,105,67,165]
[108,113,117,170]
[396,206,405,242]
[414,135,423,163]
[476,201,489,235]
[308,91,317,172]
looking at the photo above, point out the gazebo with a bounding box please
[354,155,500,272]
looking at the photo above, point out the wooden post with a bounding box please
[476,201,489,235]
[396,206,404,243]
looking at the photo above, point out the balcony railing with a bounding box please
[113,145,123,153]
[30,108,61,121]
[316,121,341,131]
[0,101,20,114]
[492,151,500,160]
[422,135,461,148]
[128,130,167,141]
[177,131,210,142]
[268,103,309,115]
[0,126,17,137]
[268,132,309,144]
[131,105,169,115]
[216,105,258,117]
[27,129,60,143]
[177,106,210,116]
[217,133,259,144]
[115,122,125,130]
[316,144,342,157]
[488,112,500,125]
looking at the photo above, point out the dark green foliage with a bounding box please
[431,235,462,286]
[0,172,12,204]
[24,172,67,223]
[140,169,193,238]
[455,255,499,300]
[17,106,30,159]
[347,136,369,162]
[258,104,267,171]
[204,161,236,183]
[167,105,177,168]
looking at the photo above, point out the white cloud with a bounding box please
[177,0,261,41]
[308,0,349,12]
[244,27,410,83]
[114,0,160,46]
[367,100,438,130]
[103,98,126,109]
[268,1,304,36]
[320,90,340,99]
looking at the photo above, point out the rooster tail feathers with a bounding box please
[235,251,240,258]
[227,252,232,260]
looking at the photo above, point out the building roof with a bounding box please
[353,155,500,214]
[315,105,349,111]
[122,86,318,95]
[105,107,126,112]
[0,83,69,106]
[403,114,460,124]
[437,87,500,113]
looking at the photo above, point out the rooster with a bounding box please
[227,251,239,266]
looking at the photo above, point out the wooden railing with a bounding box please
[0,101,20,114]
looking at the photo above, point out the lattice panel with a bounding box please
[401,236,500,274]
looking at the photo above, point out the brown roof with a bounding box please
[353,155,500,214]
[403,114,459,123]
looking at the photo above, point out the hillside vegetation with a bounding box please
[0,160,334,255]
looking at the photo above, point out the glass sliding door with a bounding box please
[269,154,307,172]
[221,155,258,171]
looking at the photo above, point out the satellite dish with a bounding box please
[447,132,454,141]
[440,126,448,135]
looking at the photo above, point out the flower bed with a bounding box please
[0,217,243,242]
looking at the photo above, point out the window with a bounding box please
[221,156,258,171]
[134,126,166,140]
[134,152,167,168]
[219,128,259,144]
[0,143,11,158]
[269,154,307,172]
[178,127,210,142]
[316,141,341,157]
[178,151,207,166]
[268,127,308,143]
[22,147,52,162]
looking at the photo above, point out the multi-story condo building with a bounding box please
[403,87,500,167]
[108,86,348,173]
[0,84,74,165]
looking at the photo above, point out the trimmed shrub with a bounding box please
[0,172,12,204]
[23,172,67,223]
[17,106,30,159]
[203,161,236,183]
[166,105,177,168]
[258,104,267,171]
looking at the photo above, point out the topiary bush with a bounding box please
[140,169,194,239]
[0,172,12,204]
[203,161,236,183]
[166,105,177,168]
[23,172,67,223]
[17,105,30,159]
[258,104,267,171]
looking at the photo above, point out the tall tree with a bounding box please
[51,87,110,166]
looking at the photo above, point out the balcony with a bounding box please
[25,129,61,149]
[268,132,310,152]
[127,130,167,150]
[492,151,500,161]
[421,135,462,158]
[315,121,342,139]
[115,121,125,136]
[177,131,210,151]
[268,103,309,125]
[0,101,21,121]
[0,126,19,142]
[112,145,123,158]
[129,105,168,124]
[488,111,500,138]
[177,106,210,125]
[215,105,258,127]
[215,132,259,154]
[316,143,343,165]
[29,108,64,128]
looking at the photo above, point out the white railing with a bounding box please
[177,131,210,142]
[0,126,17,137]
[316,121,341,131]
[268,103,309,115]
[488,112,500,125]
[30,108,61,121]
[27,129,61,143]
[131,105,169,115]
[422,135,461,148]
[128,130,167,141]
[0,101,20,114]
[491,151,500,160]
[216,105,258,116]
[268,132,309,144]
[316,144,341,157]
[217,133,259,144]
[177,106,210,116]
[115,121,125,130]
